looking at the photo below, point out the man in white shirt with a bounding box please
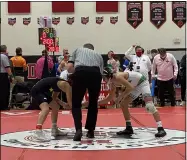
[124,45,152,81]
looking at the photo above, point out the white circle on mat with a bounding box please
[1,127,186,151]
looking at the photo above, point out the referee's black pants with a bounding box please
[0,73,10,110]
[72,66,102,131]
[157,78,175,106]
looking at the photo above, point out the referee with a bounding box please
[0,45,14,110]
[67,43,103,141]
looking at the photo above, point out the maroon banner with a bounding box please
[150,2,166,29]
[96,2,118,12]
[172,1,186,28]
[8,2,30,13]
[52,2,74,13]
[127,2,143,29]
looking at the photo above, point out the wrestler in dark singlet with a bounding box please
[30,77,72,141]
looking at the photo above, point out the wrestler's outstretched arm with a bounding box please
[82,85,116,107]
[98,84,116,105]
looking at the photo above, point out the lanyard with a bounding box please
[136,56,142,65]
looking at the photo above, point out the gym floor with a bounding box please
[1,107,186,160]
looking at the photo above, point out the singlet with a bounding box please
[126,70,146,87]
[32,77,65,93]
[60,70,69,81]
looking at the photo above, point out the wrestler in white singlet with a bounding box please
[125,70,150,100]
[60,70,69,81]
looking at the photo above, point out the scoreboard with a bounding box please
[38,28,59,52]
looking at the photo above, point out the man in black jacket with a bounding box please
[180,54,186,106]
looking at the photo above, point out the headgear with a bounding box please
[103,67,113,79]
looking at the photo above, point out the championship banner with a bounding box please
[172,1,186,28]
[127,2,143,29]
[150,2,166,29]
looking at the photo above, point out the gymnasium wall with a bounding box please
[1,1,186,56]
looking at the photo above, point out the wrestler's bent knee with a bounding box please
[145,102,157,114]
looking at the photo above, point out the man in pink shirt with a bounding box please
[35,50,54,80]
[152,48,178,106]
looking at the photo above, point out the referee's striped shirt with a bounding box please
[69,47,104,74]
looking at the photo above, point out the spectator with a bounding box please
[113,55,121,72]
[123,57,130,71]
[62,48,69,61]
[54,56,64,76]
[57,53,69,73]
[152,48,178,107]
[150,49,158,62]
[10,47,27,83]
[35,50,54,80]
[180,54,186,106]
[124,45,151,81]
[107,51,117,73]
[0,45,14,110]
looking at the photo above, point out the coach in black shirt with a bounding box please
[67,43,103,141]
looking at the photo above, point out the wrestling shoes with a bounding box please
[51,127,68,137]
[116,126,166,138]
[33,130,51,142]
[116,126,134,135]
[155,127,167,137]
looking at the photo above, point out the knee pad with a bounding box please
[145,102,157,114]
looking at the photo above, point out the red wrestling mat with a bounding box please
[1,107,186,160]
